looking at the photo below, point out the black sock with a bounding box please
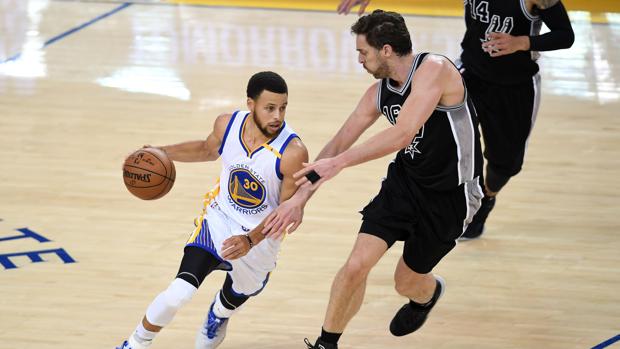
[320,328,342,344]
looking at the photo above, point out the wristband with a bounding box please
[244,233,254,248]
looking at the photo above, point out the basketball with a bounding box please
[123,147,175,200]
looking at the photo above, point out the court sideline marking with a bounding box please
[0,2,132,64]
[592,334,620,349]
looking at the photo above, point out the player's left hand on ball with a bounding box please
[221,235,251,260]
[482,32,529,57]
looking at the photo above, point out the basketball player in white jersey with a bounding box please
[116,71,308,349]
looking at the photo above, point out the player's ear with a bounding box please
[381,44,392,57]
[247,97,255,110]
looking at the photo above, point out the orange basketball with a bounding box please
[123,147,175,200]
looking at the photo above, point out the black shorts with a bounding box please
[360,158,482,274]
[462,69,541,177]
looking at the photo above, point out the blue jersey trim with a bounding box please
[238,116,286,158]
[218,110,240,155]
[275,133,299,180]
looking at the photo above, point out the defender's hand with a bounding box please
[293,158,343,189]
[262,195,306,240]
[221,235,252,260]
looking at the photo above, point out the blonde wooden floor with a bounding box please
[1,1,619,348]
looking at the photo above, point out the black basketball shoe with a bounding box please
[460,195,496,240]
[389,275,445,337]
[304,337,337,349]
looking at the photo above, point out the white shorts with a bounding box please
[185,201,281,296]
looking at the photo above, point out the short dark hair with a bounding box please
[246,71,288,100]
[351,9,412,56]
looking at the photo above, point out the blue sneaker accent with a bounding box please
[116,341,129,349]
[206,303,228,339]
[196,302,229,348]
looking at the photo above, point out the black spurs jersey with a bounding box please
[377,53,482,192]
[460,0,543,84]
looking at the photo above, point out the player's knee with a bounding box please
[163,279,196,309]
[342,258,371,281]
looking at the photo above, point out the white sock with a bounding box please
[133,321,157,343]
[128,334,151,349]
[212,291,241,318]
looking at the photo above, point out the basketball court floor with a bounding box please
[1,1,619,348]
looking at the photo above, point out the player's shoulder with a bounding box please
[529,0,560,10]
[418,53,450,70]
[280,135,308,167]
[212,112,235,138]
[214,112,233,128]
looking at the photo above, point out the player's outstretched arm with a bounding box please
[294,57,448,189]
[315,82,382,160]
[157,113,231,162]
[261,84,381,238]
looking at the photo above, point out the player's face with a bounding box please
[248,90,288,138]
[356,34,389,79]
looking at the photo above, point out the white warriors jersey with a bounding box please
[214,110,298,230]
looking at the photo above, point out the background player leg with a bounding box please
[307,233,387,349]
[389,257,445,336]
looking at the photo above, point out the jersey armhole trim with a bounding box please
[520,0,541,21]
[275,133,300,180]
[218,110,240,155]
[376,82,382,114]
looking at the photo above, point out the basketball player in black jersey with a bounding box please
[261,10,483,348]
[338,0,574,239]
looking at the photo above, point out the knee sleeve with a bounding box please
[145,279,197,327]
[176,246,223,288]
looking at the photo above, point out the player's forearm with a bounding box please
[160,141,214,162]
[315,136,352,161]
[248,226,265,246]
[530,1,574,51]
[336,126,411,169]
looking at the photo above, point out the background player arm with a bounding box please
[528,0,574,51]
[482,0,574,57]
[222,138,309,259]
[294,57,448,187]
[156,113,231,162]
